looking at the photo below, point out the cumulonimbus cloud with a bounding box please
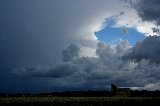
[133,0,160,25]
[122,35,160,63]
[13,36,160,90]
[2,0,160,92]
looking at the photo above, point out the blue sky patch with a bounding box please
[95,20,146,45]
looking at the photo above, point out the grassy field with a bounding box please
[1,97,160,106]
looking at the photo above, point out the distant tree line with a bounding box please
[1,90,160,97]
[0,90,111,97]
[130,90,160,97]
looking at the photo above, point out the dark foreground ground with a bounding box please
[1,97,160,106]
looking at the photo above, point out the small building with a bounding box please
[111,84,130,96]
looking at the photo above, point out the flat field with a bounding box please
[1,97,160,106]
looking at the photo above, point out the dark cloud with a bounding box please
[34,62,79,78]
[62,44,80,62]
[12,37,160,91]
[128,0,160,25]
[1,0,160,92]
[12,41,131,90]
[0,67,53,93]
[0,0,132,93]
[119,12,125,15]
[0,0,126,68]
[13,62,79,78]
[151,27,160,33]
[122,35,160,63]
[1,36,160,92]
[0,0,131,68]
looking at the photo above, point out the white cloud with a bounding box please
[79,46,97,57]
[110,3,159,36]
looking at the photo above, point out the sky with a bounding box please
[1,0,160,93]
[95,19,146,45]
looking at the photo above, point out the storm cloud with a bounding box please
[1,0,160,93]
[122,35,160,63]
[0,0,128,68]
[129,0,160,25]
[62,44,80,62]
[12,36,160,91]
